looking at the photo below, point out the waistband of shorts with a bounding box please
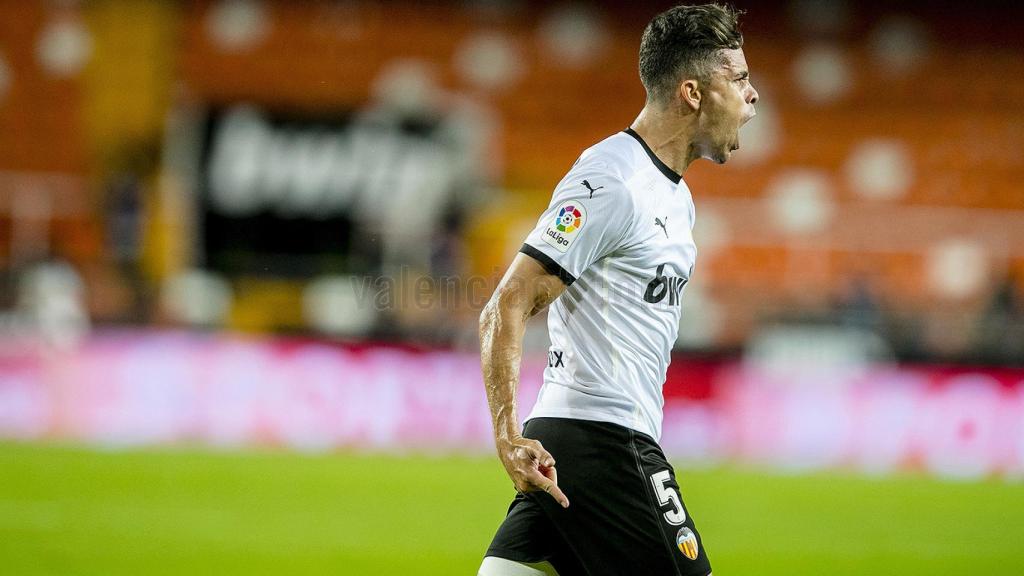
[525,416,660,447]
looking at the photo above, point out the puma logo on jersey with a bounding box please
[655,216,669,238]
[581,180,604,198]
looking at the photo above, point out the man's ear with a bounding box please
[680,79,701,111]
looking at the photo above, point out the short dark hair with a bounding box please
[639,3,744,104]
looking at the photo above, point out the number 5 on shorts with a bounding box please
[650,470,686,525]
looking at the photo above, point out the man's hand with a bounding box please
[480,254,570,508]
[498,436,570,508]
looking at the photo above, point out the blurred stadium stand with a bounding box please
[1,0,1023,366]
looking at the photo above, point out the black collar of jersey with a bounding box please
[622,128,682,185]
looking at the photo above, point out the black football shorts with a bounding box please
[485,417,711,576]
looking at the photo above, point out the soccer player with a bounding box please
[477,4,758,576]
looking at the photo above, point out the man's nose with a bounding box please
[748,85,759,105]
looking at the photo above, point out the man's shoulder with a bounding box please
[571,131,642,183]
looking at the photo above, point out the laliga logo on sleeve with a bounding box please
[542,201,587,253]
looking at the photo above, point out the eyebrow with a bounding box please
[736,70,749,80]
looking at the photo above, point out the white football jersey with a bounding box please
[521,129,697,440]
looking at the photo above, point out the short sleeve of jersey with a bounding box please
[521,167,635,285]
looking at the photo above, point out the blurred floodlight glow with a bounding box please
[303,276,376,337]
[766,168,835,235]
[162,269,233,327]
[788,0,851,36]
[845,138,914,200]
[537,4,608,68]
[453,32,524,91]
[792,44,852,104]
[36,17,92,77]
[869,16,931,73]
[927,239,989,300]
[206,0,269,52]
[17,262,90,350]
[372,60,442,116]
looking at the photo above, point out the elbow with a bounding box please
[478,305,489,336]
[480,284,532,342]
[479,290,517,341]
[479,296,498,337]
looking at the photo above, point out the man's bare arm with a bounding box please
[479,253,569,508]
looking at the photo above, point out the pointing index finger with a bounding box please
[530,469,569,509]
[543,481,570,509]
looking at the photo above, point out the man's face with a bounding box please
[694,48,759,164]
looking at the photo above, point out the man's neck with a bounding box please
[629,104,700,175]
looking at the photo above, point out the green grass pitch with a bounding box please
[1,441,1022,575]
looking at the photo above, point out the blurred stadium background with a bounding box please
[1,0,1023,574]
